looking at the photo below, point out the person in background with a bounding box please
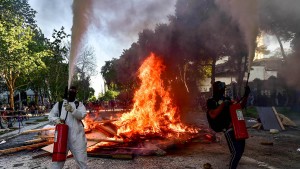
[5,105,14,128]
[206,81,250,169]
[48,86,88,169]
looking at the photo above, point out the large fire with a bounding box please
[84,53,199,144]
[113,53,198,139]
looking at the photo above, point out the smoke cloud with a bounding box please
[91,0,176,43]
[69,0,93,88]
[215,0,259,73]
[69,0,176,87]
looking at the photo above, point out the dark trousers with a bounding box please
[224,128,245,169]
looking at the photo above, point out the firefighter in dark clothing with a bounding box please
[207,81,250,169]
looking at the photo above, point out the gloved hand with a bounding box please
[64,103,74,112]
[243,86,251,97]
[55,119,63,125]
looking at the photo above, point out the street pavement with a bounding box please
[0,111,295,169]
[0,114,50,141]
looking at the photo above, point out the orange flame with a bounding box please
[114,53,197,138]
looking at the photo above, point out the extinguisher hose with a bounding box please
[237,72,250,103]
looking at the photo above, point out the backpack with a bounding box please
[207,113,226,132]
[206,98,231,132]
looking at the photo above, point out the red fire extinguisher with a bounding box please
[230,103,249,140]
[52,123,69,161]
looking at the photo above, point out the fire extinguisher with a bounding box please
[229,72,251,140]
[52,123,69,161]
[230,103,249,140]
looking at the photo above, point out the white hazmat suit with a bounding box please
[49,99,88,169]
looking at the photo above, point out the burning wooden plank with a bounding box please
[94,123,117,137]
[88,141,167,156]
[88,138,123,143]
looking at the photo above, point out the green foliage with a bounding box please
[0,0,49,108]
[88,95,97,102]
[101,59,118,90]
[101,90,119,101]
[45,27,70,102]
[244,106,258,118]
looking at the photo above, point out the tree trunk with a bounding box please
[8,87,15,110]
[178,64,189,93]
[236,55,246,98]
[34,90,39,105]
[210,56,217,89]
[275,33,287,62]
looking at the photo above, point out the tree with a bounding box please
[0,1,49,109]
[101,59,118,90]
[74,46,97,101]
[45,27,70,103]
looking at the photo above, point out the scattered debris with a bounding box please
[269,129,279,134]
[32,152,52,159]
[0,141,53,155]
[277,113,297,127]
[252,123,262,130]
[0,140,6,144]
[88,152,134,160]
[253,107,297,131]
[256,107,283,131]
[203,163,212,169]
[20,127,55,135]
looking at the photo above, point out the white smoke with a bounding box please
[69,0,93,88]
[215,0,259,73]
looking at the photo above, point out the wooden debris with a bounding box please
[277,113,297,127]
[0,141,53,155]
[99,119,118,124]
[37,135,121,144]
[95,124,117,137]
[21,128,55,134]
[37,135,54,139]
[88,152,133,160]
[272,107,285,130]
[41,141,98,154]
[90,145,166,156]
[24,138,45,145]
[32,152,52,159]
[252,123,262,130]
[88,138,123,143]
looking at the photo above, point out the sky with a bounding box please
[28,0,176,96]
[27,0,291,96]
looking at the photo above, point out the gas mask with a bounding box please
[212,81,226,99]
[68,86,77,102]
[64,86,77,102]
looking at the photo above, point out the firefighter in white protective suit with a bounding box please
[48,86,88,169]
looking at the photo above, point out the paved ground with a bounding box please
[0,110,299,169]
